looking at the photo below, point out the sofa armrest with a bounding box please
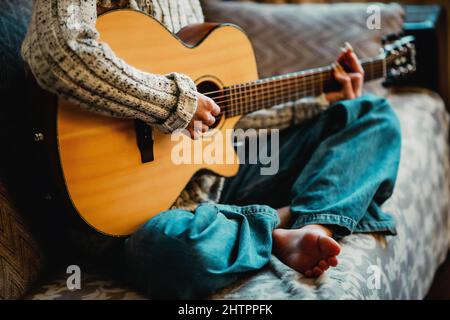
[402,5,449,106]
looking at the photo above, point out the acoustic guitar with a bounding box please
[48,9,416,236]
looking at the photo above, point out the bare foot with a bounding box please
[272,224,341,277]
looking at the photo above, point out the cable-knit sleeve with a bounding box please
[21,0,197,133]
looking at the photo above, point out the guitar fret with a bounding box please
[301,74,306,101]
[230,85,236,116]
[238,83,243,115]
[244,84,248,113]
[230,85,235,117]
[286,74,292,103]
[222,53,393,118]
[263,78,270,108]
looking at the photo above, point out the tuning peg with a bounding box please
[382,33,400,44]
[407,64,415,72]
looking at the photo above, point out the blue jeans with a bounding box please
[123,95,401,299]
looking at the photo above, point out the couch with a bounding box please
[1,0,449,299]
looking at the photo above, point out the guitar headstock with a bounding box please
[382,34,417,82]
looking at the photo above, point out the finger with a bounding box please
[334,64,355,98]
[346,52,364,75]
[210,101,221,116]
[333,64,355,99]
[348,72,363,97]
[337,48,347,63]
[201,124,209,133]
[204,99,221,118]
[350,52,364,74]
[341,43,363,75]
[192,119,204,132]
[337,44,362,74]
[345,41,354,52]
[199,111,216,126]
[187,127,199,140]
[205,113,216,126]
[337,45,351,65]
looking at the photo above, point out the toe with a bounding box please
[305,270,313,278]
[328,256,338,267]
[313,266,323,277]
[318,260,329,271]
[318,236,341,257]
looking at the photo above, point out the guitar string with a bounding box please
[220,70,384,117]
[201,61,368,96]
[207,57,393,115]
[220,78,334,110]
[212,58,390,102]
[211,70,335,101]
[207,60,387,108]
[212,69,379,106]
[218,49,399,115]
[219,66,386,116]
[223,74,383,117]
[210,64,385,113]
[200,56,390,97]
[203,55,397,111]
[205,53,398,99]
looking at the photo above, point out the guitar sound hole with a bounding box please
[197,80,225,129]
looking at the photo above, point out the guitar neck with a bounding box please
[219,55,386,117]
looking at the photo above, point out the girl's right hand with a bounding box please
[186,93,221,139]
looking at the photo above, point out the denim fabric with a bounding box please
[124,203,279,299]
[123,95,401,299]
[221,94,401,236]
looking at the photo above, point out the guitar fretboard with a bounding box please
[214,55,386,118]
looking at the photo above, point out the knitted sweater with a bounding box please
[22,0,329,214]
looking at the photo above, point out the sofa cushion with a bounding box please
[212,88,450,299]
[26,262,145,300]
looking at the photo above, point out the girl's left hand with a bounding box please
[325,43,365,104]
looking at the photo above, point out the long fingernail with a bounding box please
[331,62,341,72]
[345,42,354,52]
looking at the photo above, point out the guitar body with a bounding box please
[57,10,258,236]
